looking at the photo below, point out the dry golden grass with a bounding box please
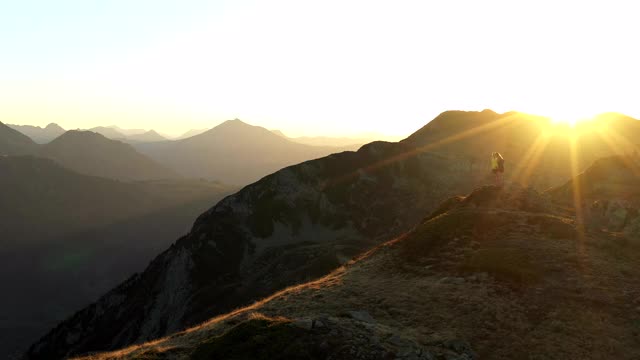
[74,203,640,360]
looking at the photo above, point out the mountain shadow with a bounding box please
[0,156,234,359]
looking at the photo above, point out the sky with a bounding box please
[1,0,638,137]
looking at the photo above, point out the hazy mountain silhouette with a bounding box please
[0,156,235,359]
[26,110,640,359]
[7,123,66,144]
[106,125,147,136]
[75,184,640,360]
[136,119,357,185]
[270,129,287,138]
[84,126,168,142]
[124,130,167,143]
[176,128,208,139]
[38,130,178,181]
[0,121,39,155]
[270,129,402,148]
[87,126,127,140]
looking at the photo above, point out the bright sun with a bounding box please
[547,110,595,127]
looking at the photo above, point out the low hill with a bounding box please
[0,121,38,155]
[135,119,359,185]
[73,185,640,359]
[0,156,235,359]
[39,130,178,181]
[7,123,65,143]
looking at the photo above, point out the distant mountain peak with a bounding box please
[271,129,287,138]
[220,118,251,127]
[45,123,64,131]
[40,130,178,180]
[60,129,110,141]
[192,119,270,139]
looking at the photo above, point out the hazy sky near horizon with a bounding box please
[1,0,638,137]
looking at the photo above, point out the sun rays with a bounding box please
[507,131,552,188]
[322,112,640,233]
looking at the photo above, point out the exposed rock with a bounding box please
[348,310,376,324]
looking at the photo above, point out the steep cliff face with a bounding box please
[26,138,481,359]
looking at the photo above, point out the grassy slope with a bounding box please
[77,186,640,360]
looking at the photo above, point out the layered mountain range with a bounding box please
[135,119,360,185]
[25,110,640,359]
[38,131,178,181]
[0,122,175,181]
[4,120,366,185]
[7,123,66,144]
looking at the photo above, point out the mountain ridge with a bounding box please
[0,121,39,155]
[7,123,66,144]
[135,119,361,185]
[39,130,179,181]
[24,110,640,359]
[70,183,640,360]
[0,155,234,359]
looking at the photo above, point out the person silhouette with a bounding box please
[491,152,504,186]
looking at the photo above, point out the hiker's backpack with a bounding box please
[498,157,504,172]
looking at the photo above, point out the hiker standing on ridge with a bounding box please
[491,152,505,186]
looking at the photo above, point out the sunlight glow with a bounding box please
[508,132,552,187]
[547,110,596,127]
[1,1,639,136]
